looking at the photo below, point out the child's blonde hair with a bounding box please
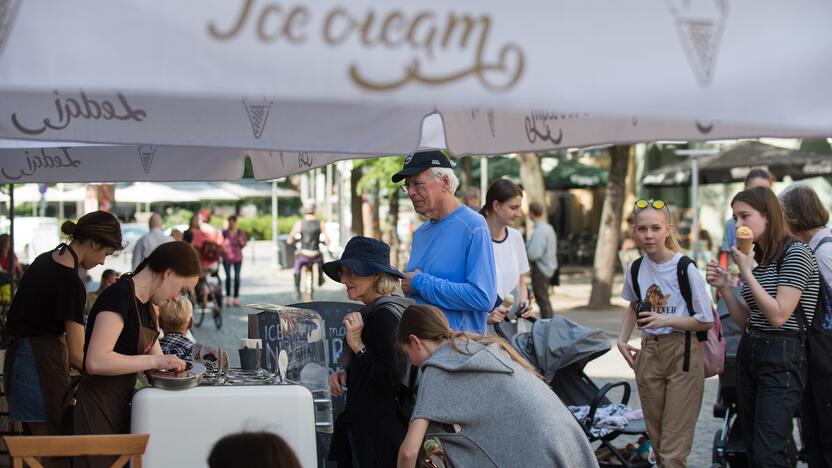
[633,202,682,253]
[159,296,193,333]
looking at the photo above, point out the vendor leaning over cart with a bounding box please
[392,151,496,334]
[5,211,122,437]
[72,241,199,467]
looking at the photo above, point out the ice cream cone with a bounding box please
[736,226,754,255]
[502,293,514,309]
[737,237,753,255]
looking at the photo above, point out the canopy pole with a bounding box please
[480,157,488,201]
[325,164,333,225]
[9,184,15,292]
[271,180,279,268]
[675,148,717,266]
[57,183,65,220]
[691,156,699,265]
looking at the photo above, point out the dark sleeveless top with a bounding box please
[300,219,322,251]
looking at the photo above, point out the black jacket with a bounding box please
[329,296,411,467]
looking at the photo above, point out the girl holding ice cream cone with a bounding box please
[618,199,714,468]
[479,179,532,325]
[706,187,820,467]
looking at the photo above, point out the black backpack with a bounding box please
[631,255,707,372]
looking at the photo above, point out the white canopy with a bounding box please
[0,1,829,158]
[115,182,199,204]
[10,184,86,204]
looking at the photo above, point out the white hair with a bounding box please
[430,167,460,194]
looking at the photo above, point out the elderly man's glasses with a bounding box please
[634,199,667,210]
[400,181,428,193]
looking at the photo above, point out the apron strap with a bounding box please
[56,243,80,272]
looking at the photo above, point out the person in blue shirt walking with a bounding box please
[392,150,496,334]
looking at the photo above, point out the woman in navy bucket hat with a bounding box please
[325,236,414,467]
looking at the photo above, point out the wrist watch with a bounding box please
[355,345,367,358]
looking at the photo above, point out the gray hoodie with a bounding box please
[412,339,598,468]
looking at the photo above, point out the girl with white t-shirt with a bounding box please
[618,200,714,468]
[479,179,531,325]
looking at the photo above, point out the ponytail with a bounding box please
[398,304,541,378]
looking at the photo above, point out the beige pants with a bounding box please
[635,332,704,468]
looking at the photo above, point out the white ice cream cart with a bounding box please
[131,305,332,468]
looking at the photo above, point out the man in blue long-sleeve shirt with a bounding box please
[392,150,496,333]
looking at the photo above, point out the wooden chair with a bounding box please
[3,434,149,468]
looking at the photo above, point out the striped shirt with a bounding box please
[741,241,819,332]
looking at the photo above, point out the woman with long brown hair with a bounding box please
[5,211,122,437]
[73,241,200,467]
[395,304,596,468]
[707,187,820,466]
[479,179,532,324]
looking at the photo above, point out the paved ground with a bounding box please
[91,241,805,467]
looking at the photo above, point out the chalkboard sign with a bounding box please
[257,310,281,372]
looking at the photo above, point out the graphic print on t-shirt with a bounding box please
[645,284,675,314]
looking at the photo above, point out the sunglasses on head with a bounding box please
[634,199,667,210]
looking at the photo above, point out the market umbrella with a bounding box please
[470,153,608,190]
[0,1,830,156]
[642,141,832,186]
[543,155,608,190]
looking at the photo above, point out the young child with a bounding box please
[159,296,195,361]
[617,199,714,467]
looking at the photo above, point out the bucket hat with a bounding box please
[323,236,405,283]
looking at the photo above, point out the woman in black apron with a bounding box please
[73,241,200,468]
[5,211,122,437]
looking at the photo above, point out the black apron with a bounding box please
[4,243,79,435]
[73,276,159,468]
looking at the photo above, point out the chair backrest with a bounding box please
[4,434,149,468]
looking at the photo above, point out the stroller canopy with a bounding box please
[512,316,611,382]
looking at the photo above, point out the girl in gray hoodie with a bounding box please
[396,304,598,468]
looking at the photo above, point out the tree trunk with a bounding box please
[459,157,474,190]
[517,153,546,207]
[350,165,364,236]
[589,145,632,308]
[371,180,381,240]
[388,191,401,269]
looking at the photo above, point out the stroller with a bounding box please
[710,294,801,468]
[496,317,651,468]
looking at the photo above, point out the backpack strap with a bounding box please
[676,255,706,373]
[630,257,644,300]
[676,256,707,339]
[813,236,832,254]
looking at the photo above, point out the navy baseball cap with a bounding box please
[391,150,452,183]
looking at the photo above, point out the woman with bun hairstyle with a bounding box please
[396,304,597,468]
[707,187,820,467]
[73,241,200,466]
[5,211,123,436]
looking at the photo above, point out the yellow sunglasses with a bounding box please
[634,199,667,210]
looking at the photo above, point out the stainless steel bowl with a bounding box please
[146,362,206,391]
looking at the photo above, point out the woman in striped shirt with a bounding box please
[707,187,819,467]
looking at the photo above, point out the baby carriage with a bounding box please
[496,317,652,468]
